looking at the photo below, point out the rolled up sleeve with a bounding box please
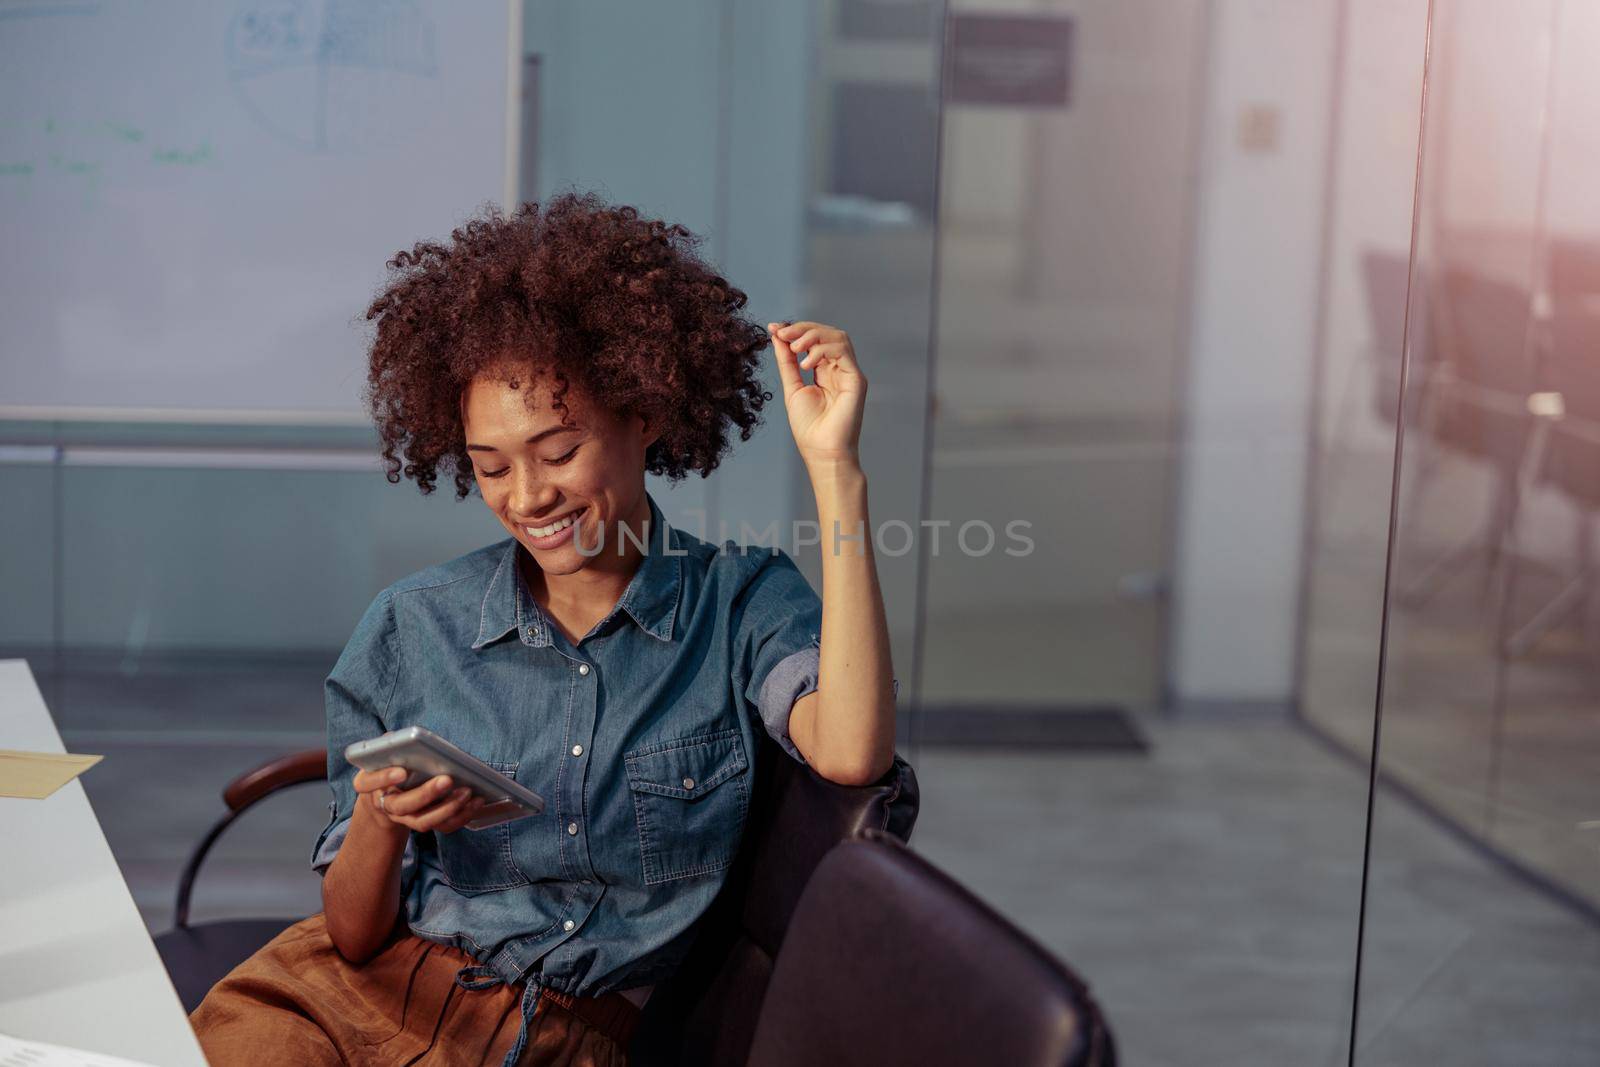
[732,550,821,765]
[732,549,900,766]
[310,589,417,888]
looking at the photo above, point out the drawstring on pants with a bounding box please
[454,961,545,1067]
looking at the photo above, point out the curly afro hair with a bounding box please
[362,190,775,499]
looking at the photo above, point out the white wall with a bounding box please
[1169,0,1344,706]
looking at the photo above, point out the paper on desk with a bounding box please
[0,1032,159,1067]
[0,749,104,799]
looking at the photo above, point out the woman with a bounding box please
[188,192,899,1066]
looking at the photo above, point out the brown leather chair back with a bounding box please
[629,736,920,1066]
[747,828,1117,1067]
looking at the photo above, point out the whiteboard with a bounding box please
[0,0,515,419]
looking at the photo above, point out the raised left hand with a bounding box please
[768,320,866,469]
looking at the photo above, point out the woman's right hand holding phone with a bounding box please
[354,766,487,834]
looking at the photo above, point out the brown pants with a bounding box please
[189,913,640,1066]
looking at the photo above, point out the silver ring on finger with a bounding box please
[376,789,389,813]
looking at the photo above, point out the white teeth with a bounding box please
[526,510,581,538]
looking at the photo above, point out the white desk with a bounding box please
[0,659,210,1066]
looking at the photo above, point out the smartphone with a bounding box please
[345,726,545,829]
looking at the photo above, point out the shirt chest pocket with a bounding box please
[624,727,751,886]
[434,759,533,893]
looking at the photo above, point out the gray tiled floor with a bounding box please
[913,715,1600,1066]
[33,655,1600,1066]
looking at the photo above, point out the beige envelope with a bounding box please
[0,748,105,799]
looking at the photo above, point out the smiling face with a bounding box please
[461,367,658,583]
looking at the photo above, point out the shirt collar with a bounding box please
[471,490,681,650]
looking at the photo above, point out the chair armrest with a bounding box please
[743,749,920,954]
[222,747,328,812]
[172,746,331,929]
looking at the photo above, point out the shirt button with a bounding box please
[578,663,590,676]
[571,744,583,756]
[563,919,575,932]
[682,777,695,789]
[567,821,578,835]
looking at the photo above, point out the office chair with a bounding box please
[746,828,1117,1067]
[628,734,918,1066]
[1499,305,1600,657]
[1397,266,1542,609]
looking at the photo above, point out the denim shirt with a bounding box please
[309,490,855,1066]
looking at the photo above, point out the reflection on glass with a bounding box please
[1353,0,1600,1061]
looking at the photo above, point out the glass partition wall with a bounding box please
[910,0,1410,1062]
[1344,0,1600,1061]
